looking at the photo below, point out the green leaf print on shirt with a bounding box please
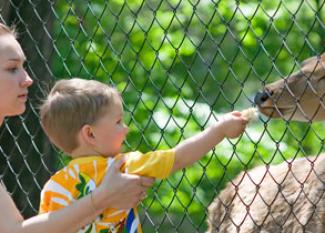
[99,229,109,233]
[76,172,96,199]
[75,172,98,233]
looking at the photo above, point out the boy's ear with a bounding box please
[79,124,96,145]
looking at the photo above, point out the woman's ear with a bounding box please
[79,124,96,146]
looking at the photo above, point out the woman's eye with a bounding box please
[7,67,19,73]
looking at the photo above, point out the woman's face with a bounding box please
[0,34,33,121]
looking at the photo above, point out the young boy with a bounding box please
[39,78,248,233]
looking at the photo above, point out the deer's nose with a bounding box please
[254,90,273,105]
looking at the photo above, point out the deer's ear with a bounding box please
[320,72,325,80]
[301,56,317,68]
[313,60,325,80]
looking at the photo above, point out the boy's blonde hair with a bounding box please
[40,78,121,154]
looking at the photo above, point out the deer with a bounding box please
[207,53,325,233]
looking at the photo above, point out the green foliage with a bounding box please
[52,0,325,231]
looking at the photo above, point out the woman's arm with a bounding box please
[0,158,154,233]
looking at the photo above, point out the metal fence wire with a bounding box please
[0,0,324,232]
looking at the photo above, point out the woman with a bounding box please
[0,23,154,233]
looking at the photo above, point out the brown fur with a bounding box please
[207,53,325,232]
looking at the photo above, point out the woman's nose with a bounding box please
[20,70,33,87]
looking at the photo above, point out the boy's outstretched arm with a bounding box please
[172,111,248,173]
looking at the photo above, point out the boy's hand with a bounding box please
[219,111,248,138]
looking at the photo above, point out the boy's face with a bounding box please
[91,97,128,156]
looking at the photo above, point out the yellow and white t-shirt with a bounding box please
[39,149,175,233]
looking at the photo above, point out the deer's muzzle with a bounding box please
[254,90,273,105]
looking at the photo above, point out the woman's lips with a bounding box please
[18,93,28,101]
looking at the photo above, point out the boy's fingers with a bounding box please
[231,111,242,117]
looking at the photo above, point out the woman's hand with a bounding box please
[93,157,155,210]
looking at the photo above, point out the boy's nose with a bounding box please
[124,125,129,134]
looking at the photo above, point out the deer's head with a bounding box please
[255,53,325,122]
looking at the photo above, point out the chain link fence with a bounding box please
[0,0,324,232]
